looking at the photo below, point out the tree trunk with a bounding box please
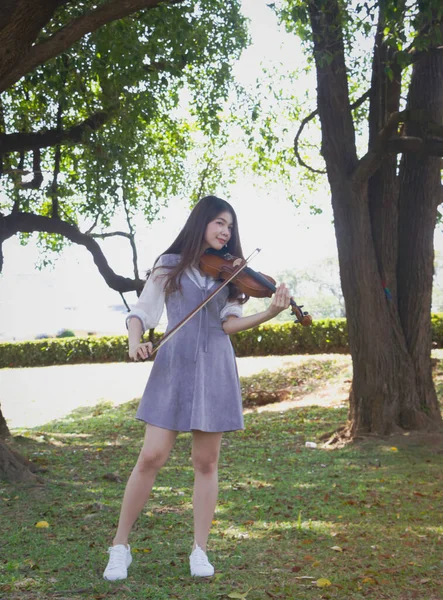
[396,30,443,428]
[0,404,39,482]
[0,404,10,438]
[0,439,39,483]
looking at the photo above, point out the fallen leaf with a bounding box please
[291,565,302,572]
[35,521,50,528]
[316,578,332,587]
[330,546,343,552]
[390,447,398,452]
[227,589,251,599]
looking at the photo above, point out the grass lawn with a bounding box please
[1,354,443,600]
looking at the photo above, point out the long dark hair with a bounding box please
[156,195,247,303]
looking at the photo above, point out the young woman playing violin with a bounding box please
[103,195,292,581]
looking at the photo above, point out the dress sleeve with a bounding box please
[220,299,243,322]
[125,256,168,332]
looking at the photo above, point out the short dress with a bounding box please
[126,253,244,433]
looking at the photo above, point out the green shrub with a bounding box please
[1,314,443,369]
[56,328,76,338]
[0,336,131,369]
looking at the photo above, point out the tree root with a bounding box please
[0,440,43,483]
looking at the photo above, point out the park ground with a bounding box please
[0,353,443,599]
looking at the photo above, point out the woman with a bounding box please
[103,195,290,581]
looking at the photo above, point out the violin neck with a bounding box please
[243,266,275,293]
[245,265,299,310]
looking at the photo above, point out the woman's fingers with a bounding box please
[129,342,153,361]
[275,283,290,306]
[268,283,291,315]
[138,342,152,360]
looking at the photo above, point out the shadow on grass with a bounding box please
[2,388,443,600]
[240,357,351,408]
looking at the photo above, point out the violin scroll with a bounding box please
[291,303,313,327]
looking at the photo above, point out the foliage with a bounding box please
[2,314,443,368]
[0,0,250,271]
[1,357,442,598]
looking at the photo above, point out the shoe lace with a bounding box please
[193,547,209,566]
[107,547,126,571]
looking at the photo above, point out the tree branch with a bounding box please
[0,0,186,93]
[0,110,111,154]
[122,187,139,280]
[352,111,403,187]
[19,149,43,189]
[388,136,443,156]
[90,231,132,239]
[294,89,371,174]
[0,211,144,292]
[353,110,443,187]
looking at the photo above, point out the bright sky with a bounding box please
[0,0,441,341]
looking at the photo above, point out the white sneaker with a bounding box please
[103,544,132,581]
[189,545,214,577]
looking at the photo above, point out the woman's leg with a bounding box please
[191,430,223,552]
[113,424,178,546]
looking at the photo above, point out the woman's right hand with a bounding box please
[128,341,153,361]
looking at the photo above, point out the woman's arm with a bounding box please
[128,318,153,360]
[222,283,291,335]
[126,256,169,360]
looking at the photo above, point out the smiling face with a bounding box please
[201,211,234,252]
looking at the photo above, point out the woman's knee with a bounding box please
[192,452,219,475]
[137,448,169,472]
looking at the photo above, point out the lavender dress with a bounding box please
[134,254,244,433]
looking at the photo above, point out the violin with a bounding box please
[200,249,312,327]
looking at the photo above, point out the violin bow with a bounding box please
[147,248,261,357]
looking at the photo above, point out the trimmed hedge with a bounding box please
[1,315,443,369]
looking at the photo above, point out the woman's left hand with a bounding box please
[266,283,291,318]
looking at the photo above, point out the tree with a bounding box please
[0,0,249,481]
[277,0,443,435]
[0,0,248,291]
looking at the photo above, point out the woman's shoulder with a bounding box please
[155,253,181,268]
